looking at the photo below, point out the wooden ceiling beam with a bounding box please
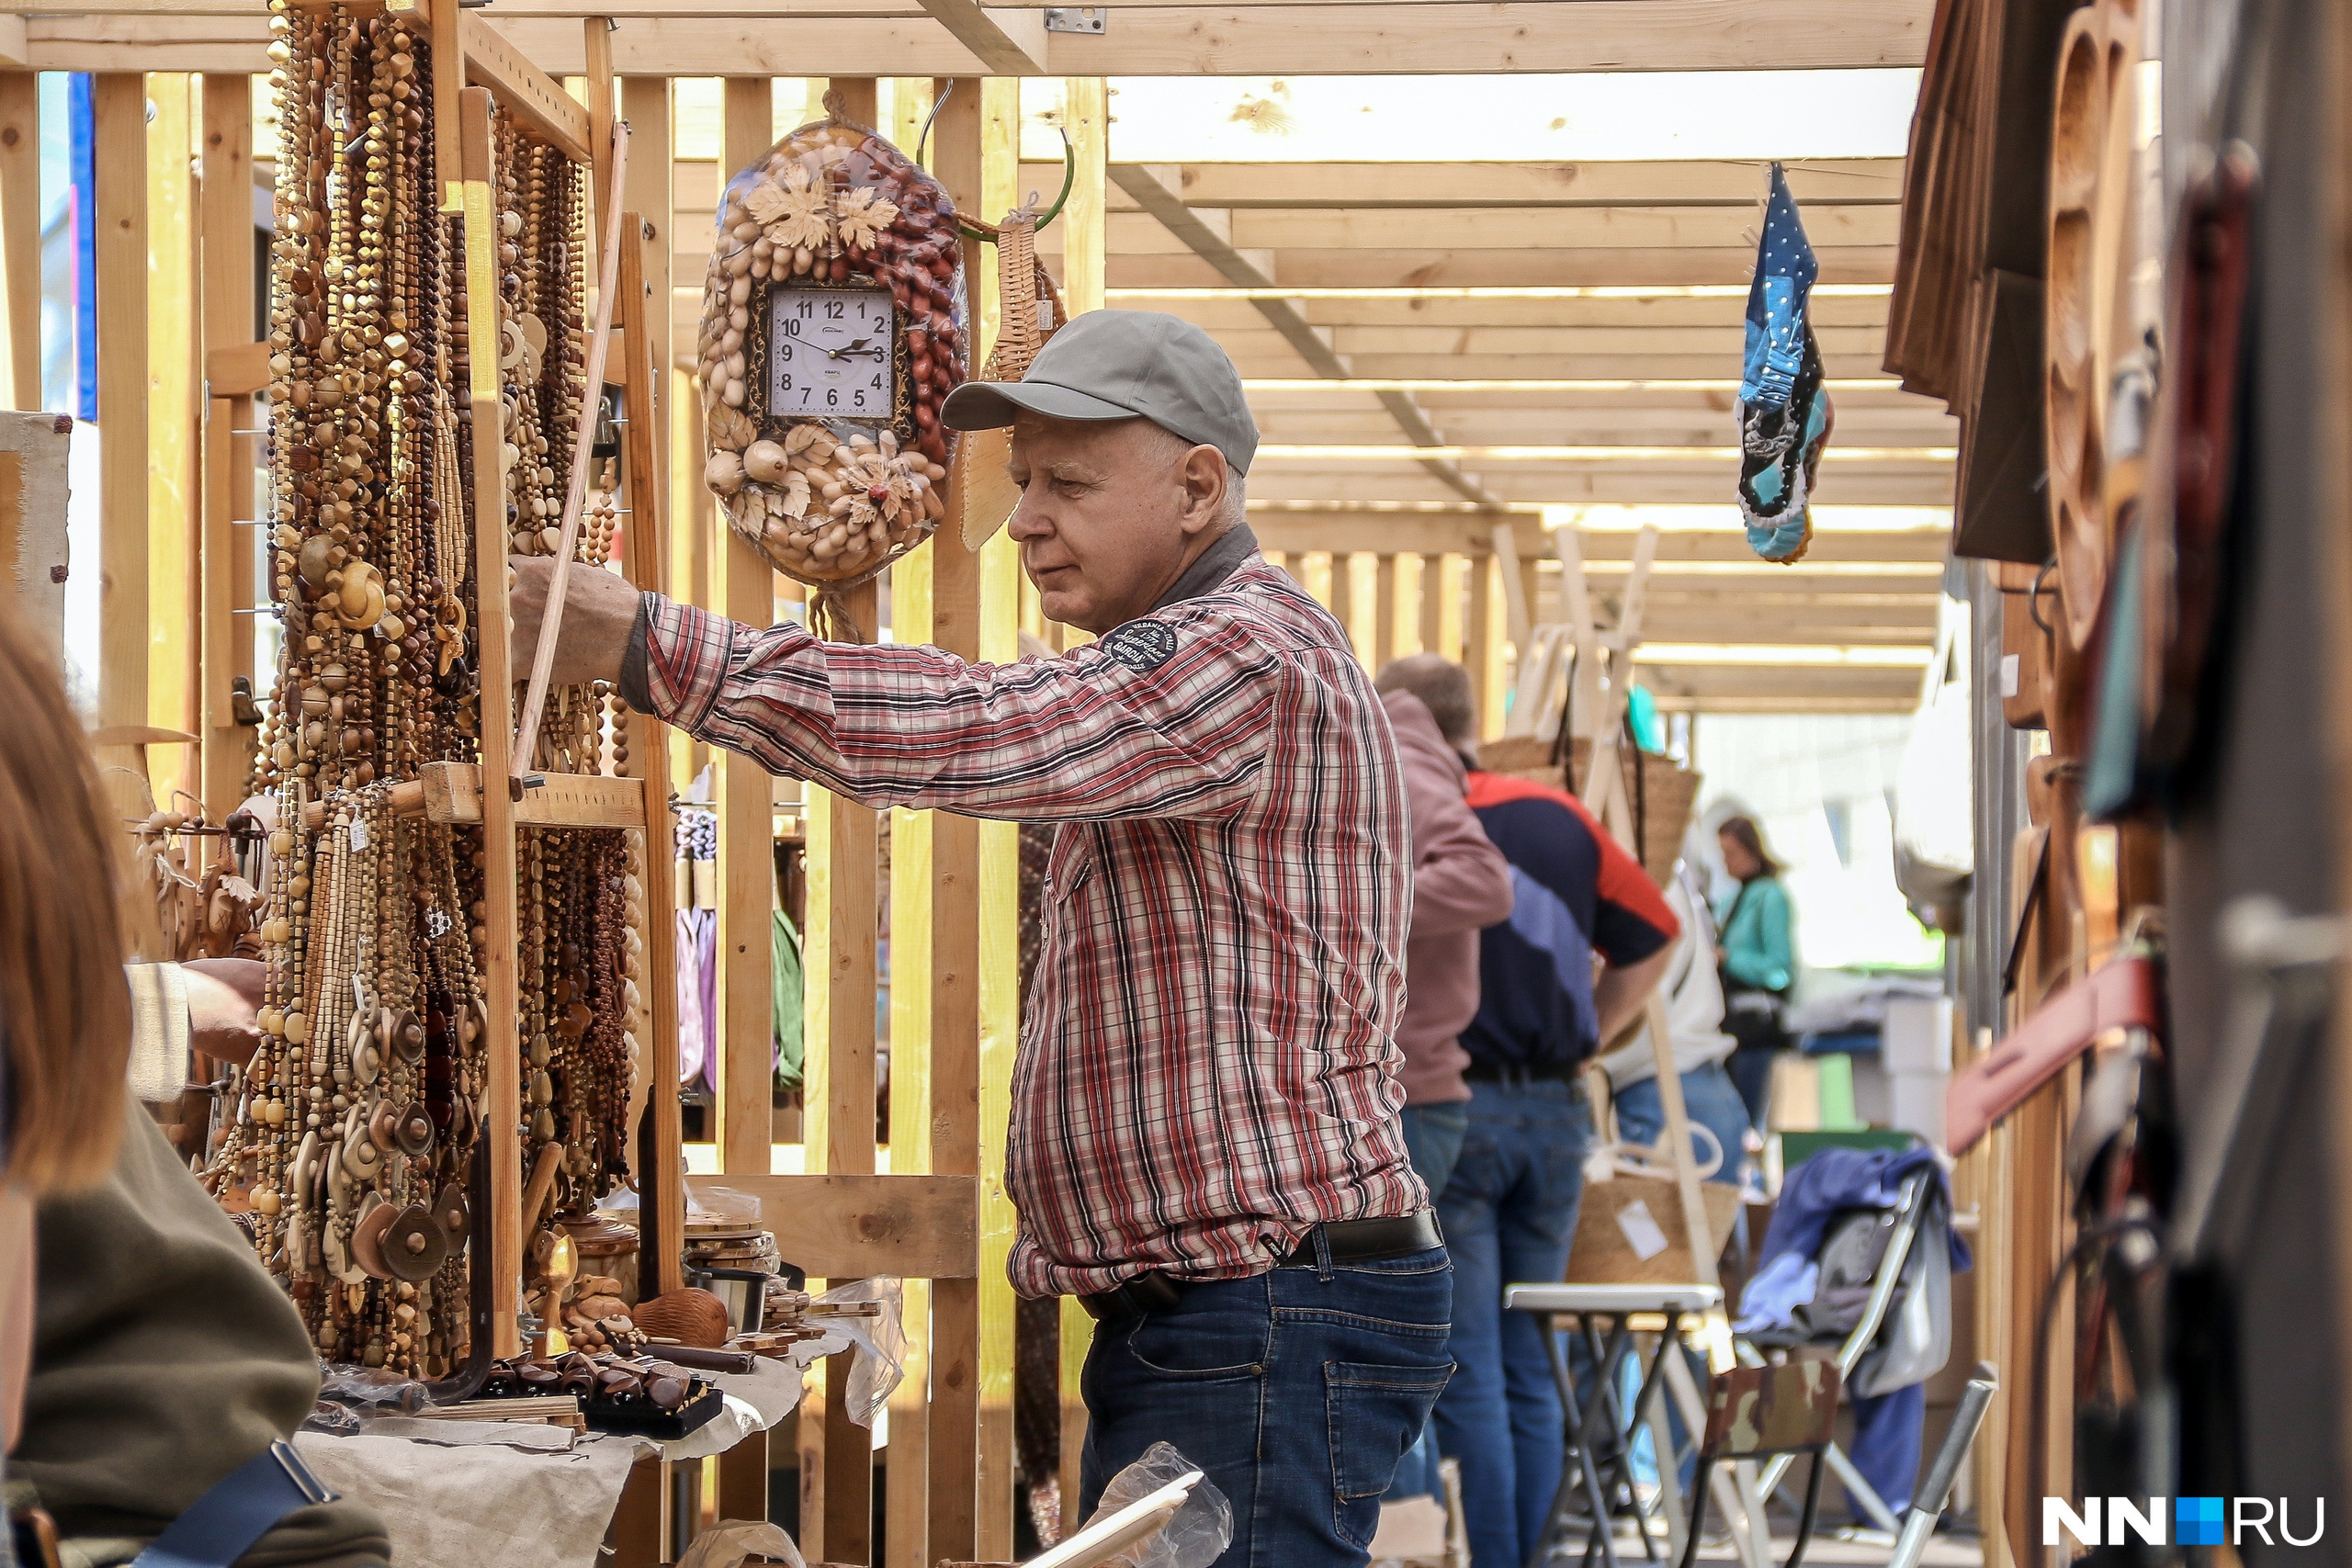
[30,0,1930,73]
[1050,158,1906,210]
[1108,293,1899,332]
[912,0,1047,73]
[1217,352,1905,382]
[1247,471,1953,507]
[1017,0,1934,73]
[1246,509,1951,560]
[1109,161,1506,511]
[1042,205,1900,255]
[1098,248,1903,289]
[1244,352,1903,380]
[1250,406,1955,439]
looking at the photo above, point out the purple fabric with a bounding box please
[676,908,717,1091]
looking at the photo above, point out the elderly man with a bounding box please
[513,311,1447,1566]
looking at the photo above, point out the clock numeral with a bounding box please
[784,317,801,338]
[825,301,844,321]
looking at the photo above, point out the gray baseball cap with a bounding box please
[940,310,1259,475]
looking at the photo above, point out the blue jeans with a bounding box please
[1079,1246,1455,1566]
[1387,1102,1471,1502]
[1398,1101,1471,1201]
[1431,1079,1597,1568]
[1612,1061,1753,1187]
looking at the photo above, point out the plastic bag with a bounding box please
[316,1363,432,1416]
[1072,1442,1232,1568]
[685,1181,763,1227]
[675,1519,805,1568]
[803,1276,906,1428]
[1894,599,1974,916]
[697,106,966,592]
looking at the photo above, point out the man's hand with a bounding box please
[182,957,266,1069]
[508,557,642,689]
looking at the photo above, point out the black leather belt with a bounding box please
[1464,1059,1590,1089]
[1080,1210,1443,1322]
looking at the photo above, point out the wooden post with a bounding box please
[882,87,942,1561]
[457,87,526,1359]
[1061,78,1107,316]
[923,72,986,1566]
[713,74,777,1525]
[1492,522,1532,651]
[94,75,149,736]
[618,73,694,801]
[580,21,616,280]
[1329,549,1358,662]
[1374,554,1397,670]
[199,73,255,818]
[1466,551,1494,739]
[1418,551,1443,658]
[148,75,199,809]
[616,214,685,1301]
[828,75,878,126]
[718,75,776,1183]
[975,532,1024,1564]
[0,73,37,409]
[821,594,882,1565]
[1553,518,1602,744]
[802,149,878,1520]
[972,79,1026,1563]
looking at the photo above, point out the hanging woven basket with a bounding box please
[695,97,968,604]
[955,205,1069,550]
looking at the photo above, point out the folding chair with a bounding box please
[1737,1167,1939,1535]
[1674,1364,1841,1568]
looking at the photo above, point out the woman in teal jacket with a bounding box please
[1714,814,1794,1129]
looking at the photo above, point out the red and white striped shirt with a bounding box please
[631,543,1426,1297]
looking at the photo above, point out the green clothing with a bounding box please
[1716,875,1795,995]
[10,1103,390,1568]
[772,909,805,1092]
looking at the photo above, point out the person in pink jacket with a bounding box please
[1375,656,1515,1506]
[1375,661,1517,1194]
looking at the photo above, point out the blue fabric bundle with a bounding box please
[1738,164,1835,563]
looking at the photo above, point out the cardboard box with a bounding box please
[1889,1068,1950,1148]
[1883,995,1954,1074]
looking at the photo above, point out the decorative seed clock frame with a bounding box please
[698,106,967,591]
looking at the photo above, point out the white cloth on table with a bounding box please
[294,1427,652,1568]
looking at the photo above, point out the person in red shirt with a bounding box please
[1446,756,1679,1568]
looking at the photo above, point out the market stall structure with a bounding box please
[0,2,1995,1563]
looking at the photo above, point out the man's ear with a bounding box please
[1177,445,1228,537]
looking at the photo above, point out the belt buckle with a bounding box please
[270,1440,338,1506]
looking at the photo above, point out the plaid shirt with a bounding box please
[629,542,1425,1297]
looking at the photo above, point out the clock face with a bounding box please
[766,286,894,421]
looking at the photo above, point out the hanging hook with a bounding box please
[916,78,956,168]
[956,126,1077,241]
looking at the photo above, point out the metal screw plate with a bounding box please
[1044,6,1107,33]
